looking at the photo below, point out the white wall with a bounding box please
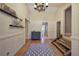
[0,3,29,55]
[28,11,57,39]
[24,4,30,39]
[71,4,79,56]
[55,4,71,35]
[56,3,79,56]
[28,4,71,39]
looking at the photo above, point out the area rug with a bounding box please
[23,43,53,56]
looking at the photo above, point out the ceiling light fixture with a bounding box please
[34,3,48,12]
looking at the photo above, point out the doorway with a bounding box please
[65,6,71,36]
[25,18,29,40]
[41,22,48,43]
[57,21,61,38]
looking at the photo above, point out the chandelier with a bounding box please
[34,3,48,12]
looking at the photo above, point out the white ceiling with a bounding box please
[26,3,67,14]
[47,3,66,7]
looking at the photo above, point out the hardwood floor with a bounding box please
[15,39,30,56]
[15,37,71,56]
[31,40,41,44]
[15,39,65,56]
[15,40,41,56]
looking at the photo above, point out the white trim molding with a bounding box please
[71,36,79,41]
[0,32,24,40]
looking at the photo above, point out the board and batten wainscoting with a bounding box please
[71,36,79,56]
[0,32,24,56]
[0,3,29,56]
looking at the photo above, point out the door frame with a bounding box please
[65,6,72,37]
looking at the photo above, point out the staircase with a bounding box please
[51,36,71,56]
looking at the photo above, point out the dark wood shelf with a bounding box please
[0,9,18,19]
[9,25,24,28]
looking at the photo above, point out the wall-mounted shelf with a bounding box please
[0,3,18,19]
[0,9,18,19]
[0,3,23,22]
[9,25,24,28]
[0,9,23,21]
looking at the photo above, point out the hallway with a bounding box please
[16,40,54,56]
[0,3,79,56]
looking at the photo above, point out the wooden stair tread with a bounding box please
[64,50,71,56]
[59,39,71,46]
[56,40,71,49]
[50,35,71,56]
[62,36,71,42]
[62,38,71,44]
[47,39,63,56]
[51,43,63,56]
[55,42,69,51]
[53,42,67,54]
